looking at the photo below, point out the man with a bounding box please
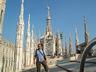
[34,43,49,72]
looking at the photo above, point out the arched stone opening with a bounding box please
[80,38,96,72]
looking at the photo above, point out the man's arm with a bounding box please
[44,56,48,63]
[33,56,36,64]
[44,50,48,63]
[33,50,37,64]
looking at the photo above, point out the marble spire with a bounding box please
[56,32,61,57]
[75,25,80,53]
[19,0,24,19]
[84,16,89,43]
[47,6,51,20]
[30,24,34,65]
[25,14,31,66]
[0,0,6,38]
[62,42,65,57]
[46,6,52,33]
[0,1,6,71]
[0,6,5,72]
[65,37,68,57]
[27,14,30,32]
[31,25,34,42]
[39,32,41,43]
[69,34,74,56]
[15,0,24,71]
[75,25,79,46]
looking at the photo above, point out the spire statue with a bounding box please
[84,16,89,43]
[47,6,51,19]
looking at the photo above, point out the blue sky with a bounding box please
[2,0,96,51]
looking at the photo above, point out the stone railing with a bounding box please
[0,38,15,72]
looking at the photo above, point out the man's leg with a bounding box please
[41,61,49,72]
[36,62,41,72]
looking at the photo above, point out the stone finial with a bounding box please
[47,6,50,15]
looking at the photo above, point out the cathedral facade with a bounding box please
[40,7,62,57]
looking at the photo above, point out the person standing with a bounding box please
[34,43,49,72]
